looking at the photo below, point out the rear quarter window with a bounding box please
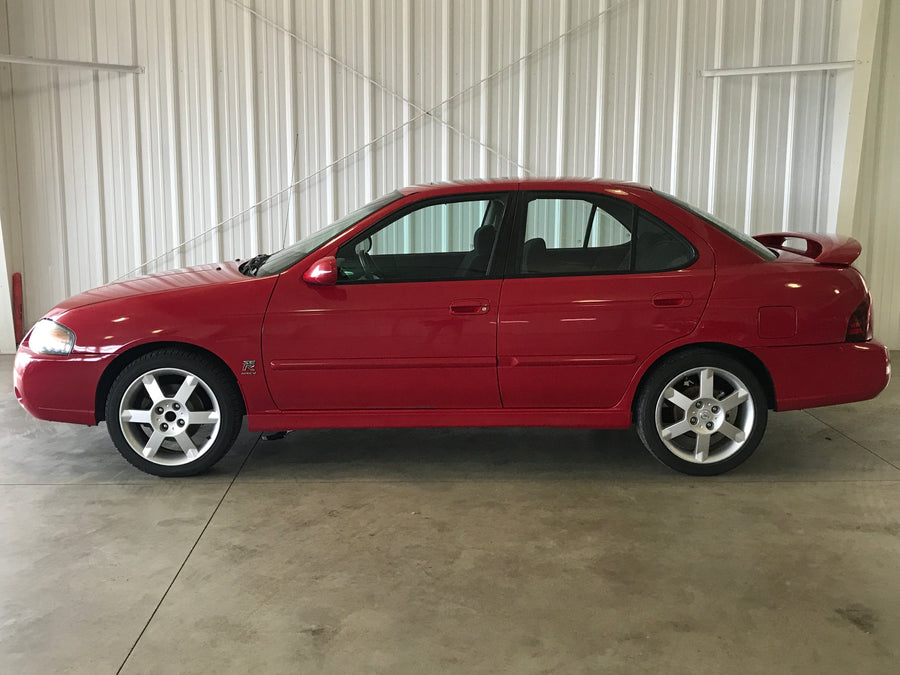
[634,211,697,272]
[657,190,777,261]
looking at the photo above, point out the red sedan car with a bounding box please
[14,179,890,476]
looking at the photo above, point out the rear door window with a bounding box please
[513,192,696,276]
[520,197,633,275]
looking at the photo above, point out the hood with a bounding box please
[51,261,249,314]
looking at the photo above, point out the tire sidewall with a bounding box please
[636,350,768,476]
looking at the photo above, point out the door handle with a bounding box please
[652,292,692,308]
[450,299,491,315]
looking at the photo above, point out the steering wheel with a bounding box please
[355,238,383,280]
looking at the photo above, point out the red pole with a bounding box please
[12,272,23,344]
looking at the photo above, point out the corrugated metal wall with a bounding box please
[0,0,847,330]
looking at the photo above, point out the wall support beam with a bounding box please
[700,61,854,77]
[0,52,143,73]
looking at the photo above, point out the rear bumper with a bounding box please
[14,347,105,425]
[752,341,891,411]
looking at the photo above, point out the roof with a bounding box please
[399,177,650,196]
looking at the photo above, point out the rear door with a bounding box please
[497,191,714,409]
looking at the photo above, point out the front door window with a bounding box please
[336,196,507,283]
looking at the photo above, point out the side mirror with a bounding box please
[302,257,338,286]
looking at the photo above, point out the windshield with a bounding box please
[657,191,778,261]
[254,191,403,276]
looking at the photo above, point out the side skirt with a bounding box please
[247,408,632,432]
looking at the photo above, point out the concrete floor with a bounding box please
[1,355,898,674]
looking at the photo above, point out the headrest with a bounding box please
[474,225,496,254]
[523,237,547,256]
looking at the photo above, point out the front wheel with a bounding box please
[635,350,768,475]
[105,348,244,477]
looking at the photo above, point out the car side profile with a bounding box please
[14,179,891,476]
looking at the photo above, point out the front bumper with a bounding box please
[752,341,891,411]
[14,346,108,425]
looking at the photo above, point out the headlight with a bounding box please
[28,319,76,355]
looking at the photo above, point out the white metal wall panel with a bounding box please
[5,0,73,308]
[0,0,858,335]
[854,0,900,349]
[0,0,22,280]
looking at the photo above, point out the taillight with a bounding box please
[846,294,873,342]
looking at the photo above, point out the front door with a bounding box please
[262,193,512,411]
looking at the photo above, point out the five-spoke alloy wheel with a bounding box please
[636,350,768,475]
[105,349,243,476]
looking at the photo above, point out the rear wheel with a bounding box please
[635,350,768,475]
[105,349,243,477]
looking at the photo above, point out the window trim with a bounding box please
[582,203,598,248]
[335,191,516,285]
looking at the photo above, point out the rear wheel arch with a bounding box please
[632,342,776,418]
[95,341,246,423]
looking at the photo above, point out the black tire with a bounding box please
[635,349,768,476]
[105,348,243,477]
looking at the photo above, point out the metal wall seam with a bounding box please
[781,0,803,232]
[362,0,374,201]
[441,0,451,182]
[400,0,411,250]
[247,0,261,255]
[516,0,529,178]
[669,0,685,195]
[46,5,71,300]
[631,0,645,182]
[706,0,724,213]
[813,4,838,233]
[209,0,224,260]
[168,0,185,269]
[322,2,338,227]
[555,0,568,176]
[592,0,606,179]
[127,0,146,275]
[742,0,763,233]
[88,0,108,285]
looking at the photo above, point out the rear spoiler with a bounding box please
[753,232,861,266]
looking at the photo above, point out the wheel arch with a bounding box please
[631,342,776,417]
[94,341,247,422]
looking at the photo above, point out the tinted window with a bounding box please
[336,196,506,283]
[520,197,634,275]
[634,211,697,272]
